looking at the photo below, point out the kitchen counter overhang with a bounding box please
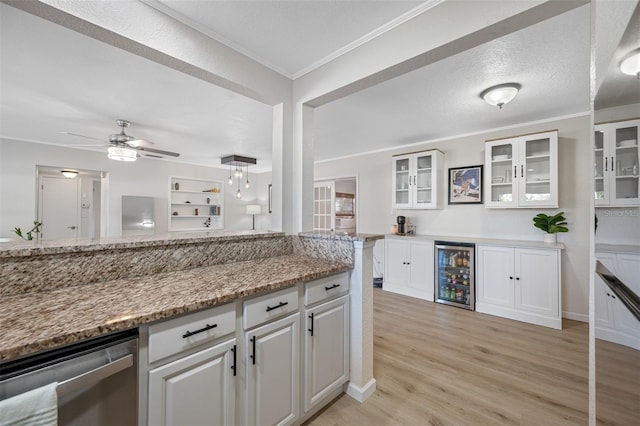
[0,254,350,361]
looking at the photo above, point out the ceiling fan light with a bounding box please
[61,170,78,178]
[108,146,137,162]
[480,83,521,108]
[620,51,640,78]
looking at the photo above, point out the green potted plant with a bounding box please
[533,212,568,243]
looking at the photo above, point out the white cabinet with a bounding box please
[476,245,561,329]
[146,303,237,426]
[594,119,640,206]
[169,176,224,231]
[245,313,300,426]
[303,273,349,413]
[384,236,434,301]
[485,130,558,208]
[392,150,444,209]
[148,338,236,426]
[595,251,640,350]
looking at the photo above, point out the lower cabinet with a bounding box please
[595,251,640,350]
[245,313,300,426]
[148,338,236,426]
[384,236,435,301]
[304,295,349,412]
[476,245,561,329]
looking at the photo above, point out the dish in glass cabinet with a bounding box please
[493,154,510,161]
[618,139,637,147]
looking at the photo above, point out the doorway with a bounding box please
[36,166,105,240]
[313,177,357,234]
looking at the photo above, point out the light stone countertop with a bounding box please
[385,233,566,250]
[595,243,640,254]
[0,254,350,361]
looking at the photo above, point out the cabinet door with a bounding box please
[610,120,640,205]
[392,155,413,209]
[476,245,514,307]
[384,238,408,290]
[408,240,435,301]
[148,338,236,426]
[304,296,349,412]
[514,248,559,317]
[485,139,518,208]
[594,125,610,205]
[610,254,640,338]
[414,153,434,208]
[246,313,299,426]
[519,131,558,208]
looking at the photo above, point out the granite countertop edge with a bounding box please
[0,254,351,362]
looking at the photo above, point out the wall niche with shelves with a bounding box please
[169,176,224,231]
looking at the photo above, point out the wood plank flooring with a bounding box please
[306,289,589,425]
[596,339,640,426]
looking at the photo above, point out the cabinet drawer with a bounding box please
[304,272,349,306]
[243,286,299,330]
[149,302,235,364]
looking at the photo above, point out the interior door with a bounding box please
[313,181,335,232]
[39,176,80,240]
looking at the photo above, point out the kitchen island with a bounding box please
[0,230,382,425]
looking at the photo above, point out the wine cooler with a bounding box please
[435,241,475,310]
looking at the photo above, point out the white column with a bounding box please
[347,239,376,402]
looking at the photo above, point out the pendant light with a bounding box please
[221,154,257,199]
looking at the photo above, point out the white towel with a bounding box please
[0,382,58,426]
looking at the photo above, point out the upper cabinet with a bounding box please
[594,119,640,206]
[392,149,444,210]
[485,130,558,209]
[169,176,224,232]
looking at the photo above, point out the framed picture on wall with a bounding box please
[448,165,483,204]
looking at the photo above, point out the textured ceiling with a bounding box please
[0,2,598,171]
[148,0,425,78]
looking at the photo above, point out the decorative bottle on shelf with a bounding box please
[174,182,179,190]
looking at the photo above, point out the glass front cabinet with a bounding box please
[392,149,444,209]
[594,119,639,206]
[485,130,558,208]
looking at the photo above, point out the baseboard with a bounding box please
[346,378,377,403]
[562,311,588,323]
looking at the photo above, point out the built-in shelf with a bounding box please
[169,176,224,232]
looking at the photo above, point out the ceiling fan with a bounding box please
[62,119,180,161]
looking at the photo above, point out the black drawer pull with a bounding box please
[265,301,288,312]
[325,283,341,291]
[308,313,315,336]
[182,323,217,339]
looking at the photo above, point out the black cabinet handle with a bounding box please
[231,345,236,376]
[325,283,340,291]
[520,165,524,178]
[250,336,256,365]
[509,276,513,280]
[604,157,608,172]
[308,313,314,337]
[514,165,517,179]
[182,323,217,339]
[611,157,614,173]
[265,301,289,312]
[516,277,520,281]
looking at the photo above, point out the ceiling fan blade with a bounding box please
[134,146,180,157]
[60,132,107,142]
[126,138,154,147]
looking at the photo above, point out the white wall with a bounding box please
[0,139,271,238]
[316,114,591,321]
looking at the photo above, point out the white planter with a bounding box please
[543,233,557,244]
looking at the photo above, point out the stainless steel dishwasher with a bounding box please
[0,329,138,426]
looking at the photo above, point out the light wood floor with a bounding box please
[306,289,589,425]
[596,339,640,426]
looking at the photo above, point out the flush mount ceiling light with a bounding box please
[480,83,521,109]
[61,170,78,178]
[221,154,257,199]
[620,50,640,78]
[108,145,137,162]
